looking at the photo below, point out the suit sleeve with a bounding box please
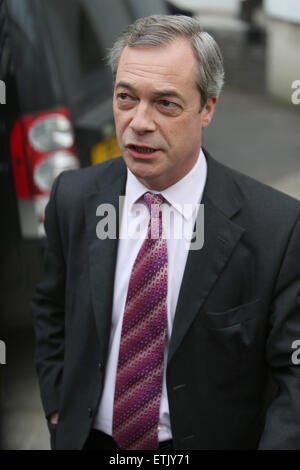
[258,214,300,449]
[31,172,66,419]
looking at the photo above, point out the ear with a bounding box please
[201,97,218,129]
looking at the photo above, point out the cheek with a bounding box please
[169,118,202,154]
[114,107,133,131]
[114,111,127,137]
[159,119,184,145]
[165,120,190,148]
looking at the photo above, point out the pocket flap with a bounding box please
[203,298,261,329]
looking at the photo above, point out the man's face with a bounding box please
[113,37,217,190]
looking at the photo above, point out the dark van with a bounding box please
[0,0,169,328]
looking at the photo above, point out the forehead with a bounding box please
[115,38,198,91]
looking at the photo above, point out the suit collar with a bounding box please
[89,149,242,219]
[202,148,242,219]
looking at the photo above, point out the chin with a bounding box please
[131,169,157,183]
[127,159,157,176]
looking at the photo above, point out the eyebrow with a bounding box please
[115,81,185,103]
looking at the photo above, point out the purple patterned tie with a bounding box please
[112,192,168,450]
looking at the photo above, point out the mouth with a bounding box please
[126,144,159,158]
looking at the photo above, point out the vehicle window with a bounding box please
[126,0,168,17]
[42,0,168,117]
[42,0,134,117]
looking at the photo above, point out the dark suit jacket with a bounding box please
[32,150,300,450]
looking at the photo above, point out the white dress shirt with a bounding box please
[93,148,207,442]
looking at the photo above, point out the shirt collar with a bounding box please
[125,148,207,221]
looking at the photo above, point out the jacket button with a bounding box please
[88,407,93,417]
[98,362,103,371]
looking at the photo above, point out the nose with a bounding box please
[129,102,156,134]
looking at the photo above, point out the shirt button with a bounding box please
[158,425,161,431]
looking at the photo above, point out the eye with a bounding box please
[159,100,176,108]
[157,99,181,115]
[116,92,137,109]
[117,92,133,101]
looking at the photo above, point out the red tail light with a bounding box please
[10,108,80,238]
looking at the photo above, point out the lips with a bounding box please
[126,144,159,158]
[130,145,155,153]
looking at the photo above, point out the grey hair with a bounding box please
[108,14,225,108]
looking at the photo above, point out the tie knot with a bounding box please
[143,192,164,213]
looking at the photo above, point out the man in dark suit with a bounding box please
[32,15,300,450]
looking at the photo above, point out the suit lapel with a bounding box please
[84,154,246,366]
[84,159,127,359]
[168,152,245,365]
